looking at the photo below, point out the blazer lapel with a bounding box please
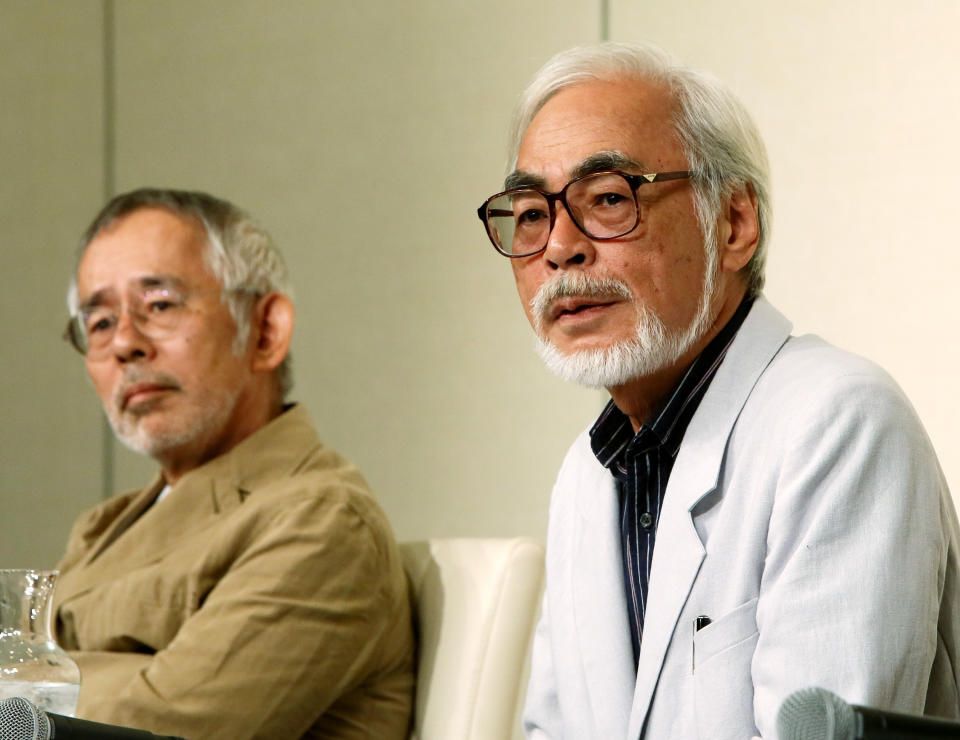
[54,479,164,607]
[85,477,164,563]
[56,405,318,608]
[626,298,793,738]
[67,474,224,595]
[572,451,637,737]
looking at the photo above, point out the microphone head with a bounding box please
[777,687,856,740]
[0,697,51,740]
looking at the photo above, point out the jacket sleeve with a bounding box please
[749,369,957,737]
[71,485,413,740]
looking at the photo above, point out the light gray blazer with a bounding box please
[524,298,960,739]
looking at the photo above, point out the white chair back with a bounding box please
[401,538,545,740]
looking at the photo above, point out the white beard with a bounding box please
[531,252,718,389]
[107,370,241,459]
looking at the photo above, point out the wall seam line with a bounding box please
[101,0,116,500]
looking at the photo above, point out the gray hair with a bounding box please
[508,42,771,296]
[66,187,295,397]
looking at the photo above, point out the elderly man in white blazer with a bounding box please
[476,42,960,739]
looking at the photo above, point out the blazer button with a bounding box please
[639,512,653,529]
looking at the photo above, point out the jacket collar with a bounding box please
[56,405,321,602]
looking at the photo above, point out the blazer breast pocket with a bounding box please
[693,597,759,739]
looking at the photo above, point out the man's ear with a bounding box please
[718,184,760,275]
[249,292,294,373]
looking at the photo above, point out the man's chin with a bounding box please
[541,334,620,358]
[535,336,637,389]
[109,413,179,457]
[534,327,691,389]
[113,426,167,457]
[120,394,169,419]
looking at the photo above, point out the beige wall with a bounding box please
[0,1,106,566]
[3,0,958,580]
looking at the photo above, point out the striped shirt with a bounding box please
[589,297,754,669]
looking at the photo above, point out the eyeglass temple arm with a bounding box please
[641,170,692,183]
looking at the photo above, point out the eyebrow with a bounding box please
[78,275,188,312]
[504,150,646,192]
[139,275,187,291]
[504,170,546,191]
[571,151,645,179]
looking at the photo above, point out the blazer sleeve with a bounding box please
[750,368,954,737]
[71,484,412,740]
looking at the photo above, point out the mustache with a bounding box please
[114,369,183,410]
[530,272,634,330]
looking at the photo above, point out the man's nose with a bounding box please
[542,202,597,270]
[109,308,154,362]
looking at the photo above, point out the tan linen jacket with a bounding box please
[53,405,414,739]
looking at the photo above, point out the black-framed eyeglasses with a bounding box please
[477,170,692,258]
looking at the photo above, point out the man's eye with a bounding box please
[141,288,185,313]
[86,315,115,334]
[594,191,629,207]
[517,208,548,225]
[147,300,175,313]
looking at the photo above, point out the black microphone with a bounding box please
[0,697,186,740]
[777,686,960,739]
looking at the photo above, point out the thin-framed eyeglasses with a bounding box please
[477,170,692,258]
[63,284,255,358]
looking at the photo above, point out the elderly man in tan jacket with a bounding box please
[54,188,413,739]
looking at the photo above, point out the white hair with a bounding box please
[508,41,771,295]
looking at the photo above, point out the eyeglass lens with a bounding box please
[484,172,640,256]
[71,287,190,357]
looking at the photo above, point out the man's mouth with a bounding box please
[120,382,178,411]
[549,296,619,322]
[530,272,634,336]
